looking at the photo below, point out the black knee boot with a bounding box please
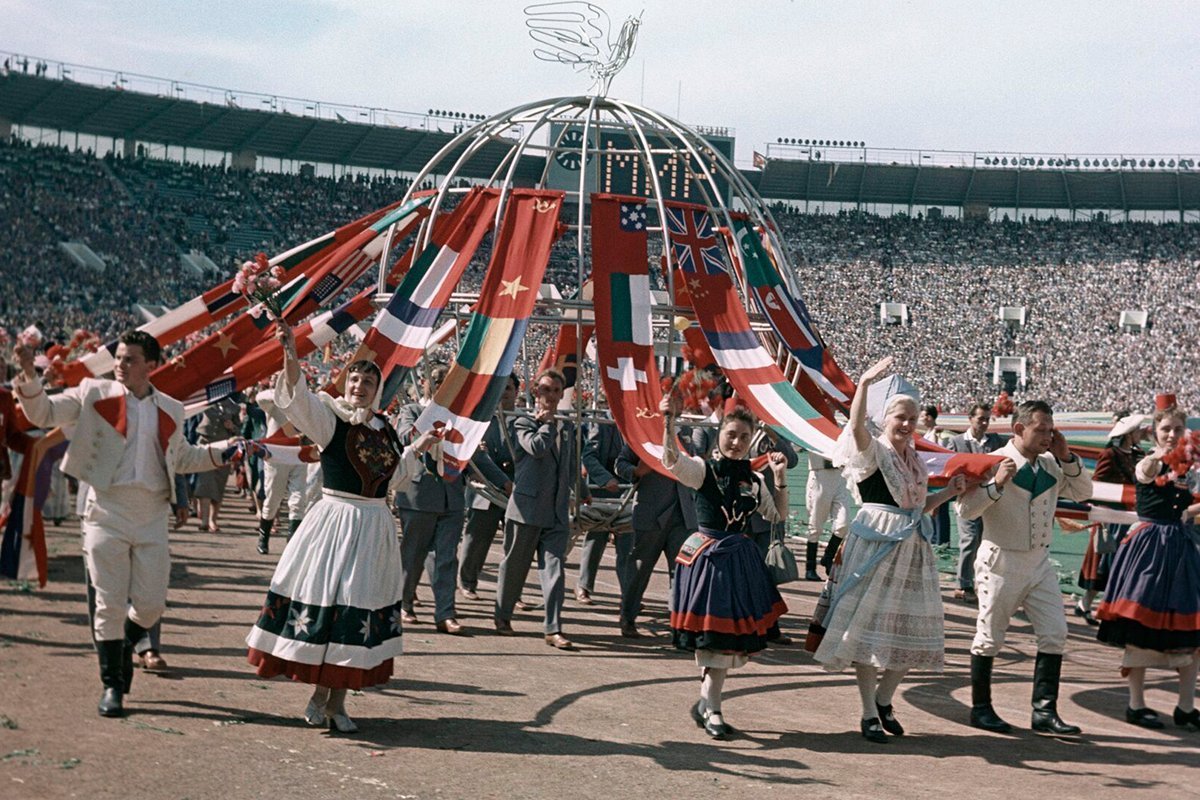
[819,535,842,575]
[1031,652,1082,735]
[969,654,1012,732]
[804,542,820,581]
[96,639,126,717]
[123,618,150,694]
[287,518,301,539]
[257,517,273,555]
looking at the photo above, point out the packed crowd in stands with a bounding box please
[1,137,1197,413]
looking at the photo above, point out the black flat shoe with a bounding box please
[1073,603,1098,626]
[704,714,730,740]
[860,717,888,743]
[1125,707,1164,729]
[690,699,707,729]
[1174,707,1200,731]
[876,703,905,736]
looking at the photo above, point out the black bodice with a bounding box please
[693,457,763,533]
[320,416,404,498]
[1136,463,1194,523]
[857,467,900,507]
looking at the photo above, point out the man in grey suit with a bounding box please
[395,363,466,635]
[458,374,519,601]
[494,368,585,649]
[949,402,1005,601]
[614,436,697,638]
[575,410,628,605]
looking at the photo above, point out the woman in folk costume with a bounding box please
[247,320,441,733]
[1095,398,1200,731]
[659,390,788,740]
[813,357,968,743]
[1075,413,1144,624]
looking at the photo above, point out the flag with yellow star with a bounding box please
[414,189,566,479]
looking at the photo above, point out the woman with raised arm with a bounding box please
[246,320,441,734]
[813,356,968,743]
[1096,401,1200,731]
[660,389,788,741]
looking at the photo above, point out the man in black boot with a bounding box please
[819,534,843,577]
[804,541,820,581]
[14,331,233,719]
[256,517,273,555]
[96,638,126,717]
[957,400,1092,735]
[1031,652,1081,735]
[804,451,849,580]
[969,654,1011,732]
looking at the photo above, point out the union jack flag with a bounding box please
[664,204,726,275]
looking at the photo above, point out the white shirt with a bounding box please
[111,390,170,494]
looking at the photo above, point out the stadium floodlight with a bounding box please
[1148,159,1156,168]
[1139,159,1146,167]
[1001,157,1008,165]
[1169,160,1176,168]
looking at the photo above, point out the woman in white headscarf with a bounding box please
[813,357,969,743]
[246,321,441,734]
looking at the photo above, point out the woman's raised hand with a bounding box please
[859,356,894,386]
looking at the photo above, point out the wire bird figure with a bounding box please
[524,2,642,96]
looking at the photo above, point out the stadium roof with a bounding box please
[753,156,1200,213]
[0,72,547,183]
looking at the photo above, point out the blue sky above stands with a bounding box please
[2,0,1196,163]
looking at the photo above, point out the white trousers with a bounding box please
[82,485,171,641]
[971,541,1068,657]
[261,461,310,521]
[805,468,850,542]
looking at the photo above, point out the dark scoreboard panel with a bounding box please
[545,122,734,205]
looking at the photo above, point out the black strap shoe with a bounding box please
[1125,707,1164,729]
[1174,707,1200,731]
[876,703,905,736]
[860,717,888,743]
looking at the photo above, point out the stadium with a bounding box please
[1,5,1197,799]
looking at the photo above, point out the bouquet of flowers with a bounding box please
[233,253,285,320]
[42,329,102,387]
[1156,429,1200,487]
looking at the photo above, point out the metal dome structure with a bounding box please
[381,93,806,373]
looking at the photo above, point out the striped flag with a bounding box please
[61,201,410,385]
[538,280,594,409]
[255,430,320,465]
[0,428,68,586]
[355,188,500,406]
[665,201,843,457]
[591,194,676,478]
[725,215,856,407]
[413,190,565,478]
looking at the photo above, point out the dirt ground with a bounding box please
[0,499,1195,800]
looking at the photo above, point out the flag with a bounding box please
[0,428,68,586]
[666,200,843,456]
[538,280,594,409]
[664,204,726,275]
[61,200,410,385]
[254,430,320,465]
[725,215,856,407]
[753,151,766,169]
[149,198,428,403]
[181,289,376,416]
[591,194,677,478]
[1054,500,1140,527]
[413,190,565,478]
[355,188,500,406]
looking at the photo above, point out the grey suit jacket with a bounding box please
[615,438,698,532]
[505,414,576,529]
[949,431,1006,455]
[582,421,623,496]
[467,415,514,511]
[394,401,465,513]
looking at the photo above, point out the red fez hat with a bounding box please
[1155,393,1177,410]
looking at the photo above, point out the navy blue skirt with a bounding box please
[670,529,787,655]
[1096,520,1200,652]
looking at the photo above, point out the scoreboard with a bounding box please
[545,122,735,206]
